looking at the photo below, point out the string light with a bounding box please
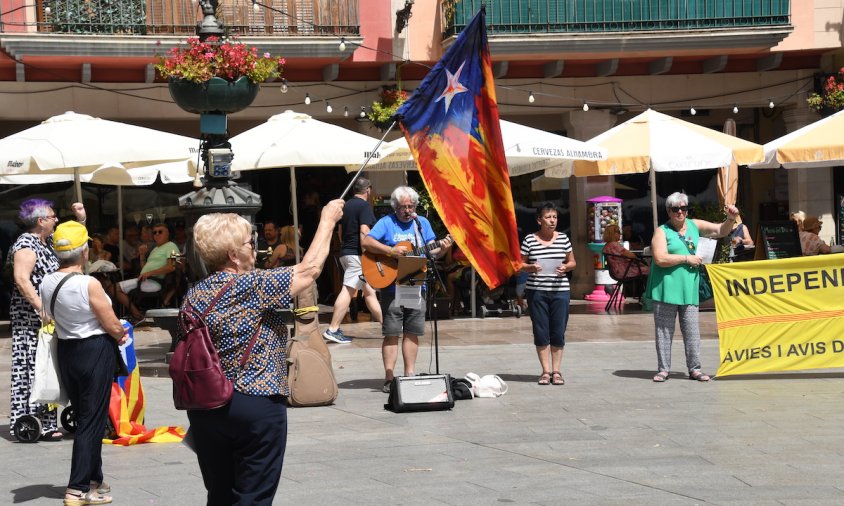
[690,106,696,116]
[326,102,332,113]
[339,37,346,52]
[360,106,366,118]
[732,104,739,114]
[279,78,288,94]
[304,93,310,105]
[528,91,535,103]
[252,1,260,13]
[768,99,775,109]
[344,106,349,117]
[582,101,589,112]
[44,6,51,14]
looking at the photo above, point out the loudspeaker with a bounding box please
[385,374,455,413]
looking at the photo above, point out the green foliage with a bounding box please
[413,183,447,238]
[367,87,408,130]
[808,70,844,114]
[689,202,731,263]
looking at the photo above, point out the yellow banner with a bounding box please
[708,255,844,377]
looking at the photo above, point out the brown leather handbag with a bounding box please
[286,284,338,407]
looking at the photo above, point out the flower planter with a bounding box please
[168,76,259,114]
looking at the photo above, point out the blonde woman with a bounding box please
[266,225,302,268]
[182,200,343,504]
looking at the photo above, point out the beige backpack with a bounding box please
[286,284,338,407]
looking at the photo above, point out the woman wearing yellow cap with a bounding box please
[41,220,129,506]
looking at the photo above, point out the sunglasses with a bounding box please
[153,229,167,235]
[668,206,689,213]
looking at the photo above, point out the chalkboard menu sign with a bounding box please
[754,221,801,260]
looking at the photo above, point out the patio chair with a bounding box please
[603,252,649,312]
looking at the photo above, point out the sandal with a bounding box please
[39,431,64,442]
[689,370,711,382]
[91,482,110,494]
[551,371,565,385]
[64,489,112,506]
[537,372,551,385]
[653,371,669,383]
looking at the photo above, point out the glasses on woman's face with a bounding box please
[40,214,58,222]
[668,206,689,214]
[243,232,257,250]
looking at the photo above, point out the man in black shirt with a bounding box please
[324,177,382,343]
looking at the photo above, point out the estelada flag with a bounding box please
[106,326,184,446]
[396,7,521,289]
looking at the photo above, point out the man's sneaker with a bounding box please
[323,328,351,344]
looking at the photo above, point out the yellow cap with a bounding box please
[53,221,89,252]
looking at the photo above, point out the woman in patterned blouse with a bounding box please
[8,199,85,441]
[183,199,343,505]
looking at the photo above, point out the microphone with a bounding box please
[410,212,423,232]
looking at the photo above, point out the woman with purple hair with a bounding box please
[8,198,85,441]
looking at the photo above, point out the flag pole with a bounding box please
[339,119,398,199]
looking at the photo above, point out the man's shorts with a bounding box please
[379,291,426,337]
[340,255,368,290]
[118,278,161,293]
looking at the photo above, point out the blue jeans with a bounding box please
[526,289,570,347]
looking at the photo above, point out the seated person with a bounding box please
[115,223,179,321]
[799,216,831,256]
[602,224,649,280]
[443,245,471,315]
[266,225,302,268]
[622,223,645,251]
[728,218,754,254]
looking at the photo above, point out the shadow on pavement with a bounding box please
[612,369,686,380]
[338,378,386,391]
[11,484,64,503]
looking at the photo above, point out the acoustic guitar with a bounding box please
[362,239,443,289]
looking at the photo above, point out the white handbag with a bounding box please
[464,372,508,398]
[30,321,67,406]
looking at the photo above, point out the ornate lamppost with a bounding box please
[172,0,264,278]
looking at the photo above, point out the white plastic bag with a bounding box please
[464,373,508,398]
[29,321,67,406]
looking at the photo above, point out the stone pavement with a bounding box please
[2,301,844,505]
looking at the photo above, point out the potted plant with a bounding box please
[156,36,285,114]
[807,69,844,116]
[367,86,408,130]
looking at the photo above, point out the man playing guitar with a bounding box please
[362,186,453,394]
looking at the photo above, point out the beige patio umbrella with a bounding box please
[751,109,844,169]
[573,109,764,229]
[717,118,739,207]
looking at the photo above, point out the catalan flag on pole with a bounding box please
[396,6,521,289]
[106,325,185,446]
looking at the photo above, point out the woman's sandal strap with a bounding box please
[653,371,669,382]
[551,371,565,385]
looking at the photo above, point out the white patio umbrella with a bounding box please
[229,110,387,262]
[362,119,607,176]
[573,109,764,229]
[0,111,200,201]
[751,109,844,169]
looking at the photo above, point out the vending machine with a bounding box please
[583,196,623,302]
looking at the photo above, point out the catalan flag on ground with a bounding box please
[105,326,184,446]
[396,7,521,289]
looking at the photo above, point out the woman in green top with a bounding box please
[648,192,740,383]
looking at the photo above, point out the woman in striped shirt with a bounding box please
[519,203,576,386]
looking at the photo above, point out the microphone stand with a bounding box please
[415,219,446,374]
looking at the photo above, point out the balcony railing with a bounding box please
[444,0,790,37]
[0,0,359,36]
